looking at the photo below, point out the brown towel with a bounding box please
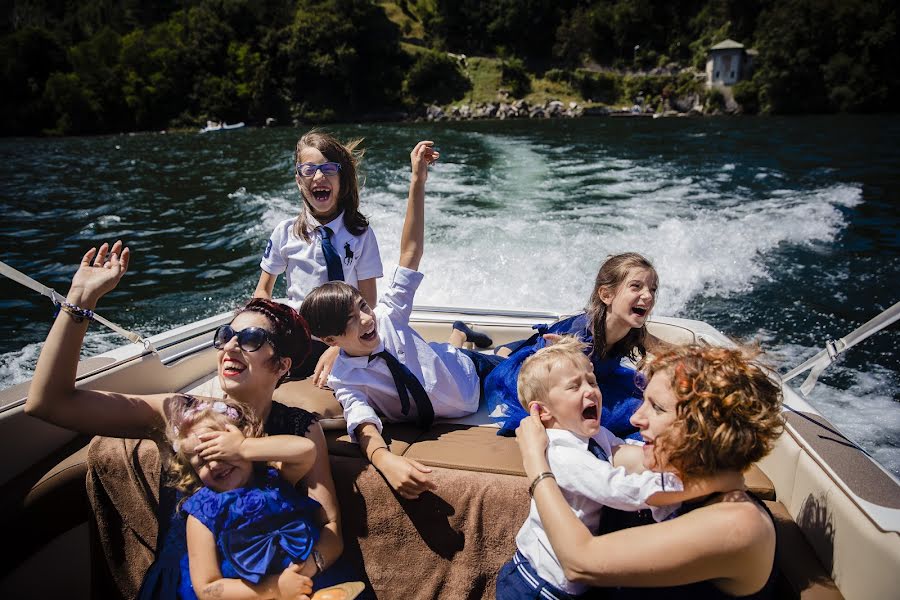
[331,456,529,600]
[87,436,164,600]
[87,437,530,600]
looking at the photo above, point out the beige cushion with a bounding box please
[404,424,525,476]
[765,500,844,599]
[272,378,347,430]
[745,463,776,501]
[325,423,423,459]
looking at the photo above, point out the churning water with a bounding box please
[1,116,898,475]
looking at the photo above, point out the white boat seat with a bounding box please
[765,500,844,599]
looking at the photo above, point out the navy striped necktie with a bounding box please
[317,226,344,282]
[588,438,609,461]
[371,350,434,429]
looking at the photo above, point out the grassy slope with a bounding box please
[379,2,693,111]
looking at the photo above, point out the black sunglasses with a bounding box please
[213,324,273,352]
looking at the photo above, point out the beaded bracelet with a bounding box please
[528,471,556,497]
[56,301,95,323]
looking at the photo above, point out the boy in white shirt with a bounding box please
[498,337,704,600]
[300,140,503,500]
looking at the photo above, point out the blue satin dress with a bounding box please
[178,467,321,598]
[137,402,320,599]
[485,313,644,440]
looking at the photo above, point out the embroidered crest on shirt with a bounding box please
[343,242,354,265]
[263,239,272,259]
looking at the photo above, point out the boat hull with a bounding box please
[0,306,896,598]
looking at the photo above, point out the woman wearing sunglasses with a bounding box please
[26,241,363,599]
[255,129,383,388]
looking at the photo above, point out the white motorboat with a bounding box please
[0,301,897,598]
[198,120,246,133]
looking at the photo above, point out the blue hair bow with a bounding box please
[221,511,319,583]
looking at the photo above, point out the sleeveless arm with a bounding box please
[301,423,344,573]
[531,478,775,593]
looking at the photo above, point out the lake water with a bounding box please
[1,116,898,476]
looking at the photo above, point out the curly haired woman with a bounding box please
[516,344,784,599]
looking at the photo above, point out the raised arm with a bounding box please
[398,141,438,271]
[25,241,168,438]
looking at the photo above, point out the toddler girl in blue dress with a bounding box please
[167,395,363,600]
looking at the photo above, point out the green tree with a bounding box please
[42,72,101,134]
[732,79,759,113]
[0,27,68,134]
[754,0,898,113]
[403,50,471,105]
[281,0,405,120]
[500,57,531,97]
[553,6,597,67]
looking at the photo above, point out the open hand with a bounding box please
[68,241,130,306]
[195,423,246,462]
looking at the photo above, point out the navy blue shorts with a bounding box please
[496,552,578,600]
[459,348,505,402]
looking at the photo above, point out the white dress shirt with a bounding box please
[515,428,683,595]
[328,266,480,440]
[259,211,383,308]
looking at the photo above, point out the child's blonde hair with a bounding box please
[165,395,263,500]
[517,337,591,411]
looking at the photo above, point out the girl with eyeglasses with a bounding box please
[255,130,383,388]
[26,241,370,599]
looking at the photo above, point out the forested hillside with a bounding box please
[2,0,897,135]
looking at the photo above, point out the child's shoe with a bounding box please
[453,320,493,348]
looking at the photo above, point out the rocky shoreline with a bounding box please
[419,93,723,122]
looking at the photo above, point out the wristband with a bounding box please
[55,301,95,323]
[369,446,389,463]
[528,471,555,497]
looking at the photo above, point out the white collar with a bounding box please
[546,427,591,450]
[339,339,386,368]
[307,210,346,235]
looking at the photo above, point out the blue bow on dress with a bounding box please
[221,512,319,583]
